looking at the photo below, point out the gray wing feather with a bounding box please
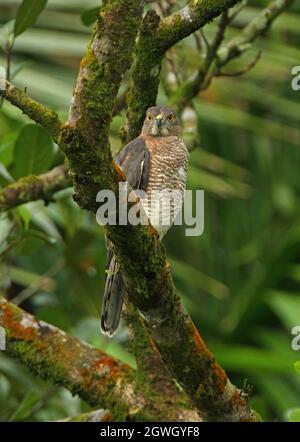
[100,137,150,337]
[116,136,150,190]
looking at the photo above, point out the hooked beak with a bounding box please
[151,114,163,135]
[154,115,163,128]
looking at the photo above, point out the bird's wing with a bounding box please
[115,136,150,191]
[100,137,150,336]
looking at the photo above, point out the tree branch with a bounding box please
[0,297,132,416]
[59,0,145,212]
[109,223,256,421]
[0,80,62,143]
[0,165,70,211]
[170,0,295,107]
[157,0,240,50]
[0,297,202,421]
[217,0,295,66]
[55,0,255,421]
[123,0,241,142]
[0,0,272,422]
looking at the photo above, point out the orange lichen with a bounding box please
[93,354,130,380]
[0,303,37,342]
[102,411,114,422]
[191,321,210,354]
[211,361,228,393]
[148,224,158,236]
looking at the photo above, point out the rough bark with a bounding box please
[59,0,144,212]
[123,0,241,143]
[0,165,70,211]
[170,0,296,107]
[0,80,62,143]
[0,297,201,422]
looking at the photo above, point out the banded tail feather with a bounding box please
[100,250,125,337]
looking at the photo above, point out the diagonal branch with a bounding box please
[217,0,295,66]
[123,0,241,143]
[157,0,240,50]
[108,223,256,421]
[0,297,202,422]
[59,0,145,212]
[0,297,133,415]
[0,80,63,143]
[170,0,295,108]
[57,0,256,422]
[0,0,268,422]
[0,165,70,211]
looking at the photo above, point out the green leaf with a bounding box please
[9,265,43,287]
[268,291,300,330]
[9,390,41,421]
[12,124,55,179]
[295,361,300,375]
[0,20,15,51]
[11,61,33,80]
[14,0,48,38]
[0,215,11,246]
[0,132,17,167]
[81,7,99,27]
[17,205,31,230]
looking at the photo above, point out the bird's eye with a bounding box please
[167,114,174,121]
[147,115,153,121]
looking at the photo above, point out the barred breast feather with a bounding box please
[143,136,189,238]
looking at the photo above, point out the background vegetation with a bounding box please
[0,0,299,422]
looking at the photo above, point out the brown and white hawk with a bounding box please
[101,106,189,336]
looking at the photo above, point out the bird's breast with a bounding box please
[145,136,189,192]
[140,136,189,237]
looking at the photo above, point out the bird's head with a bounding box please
[141,106,181,137]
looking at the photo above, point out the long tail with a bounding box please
[100,249,125,337]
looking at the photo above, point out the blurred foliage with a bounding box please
[0,0,300,422]
[286,361,300,422]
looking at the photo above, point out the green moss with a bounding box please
[8,339,66,385]
[7,86,62,142]
[59,0,144,212]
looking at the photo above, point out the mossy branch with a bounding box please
[170,0,295,107]
[0,80,62,143]
[59,0,145,212]
[0,297,133,416]
[108,222,256,421]
[0,165,70,211]
[0,0,272,422]
[123,0,241,143]
[0,297,201,422]
[217,0,295,65]
[157,0,240,50]
[52,0,255,421]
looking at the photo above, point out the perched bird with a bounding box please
[100,106,189,337]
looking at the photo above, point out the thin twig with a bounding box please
[11,259,65,306]
[0,80,62,142]
[217,50,262,77]
[228,0,248,23]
